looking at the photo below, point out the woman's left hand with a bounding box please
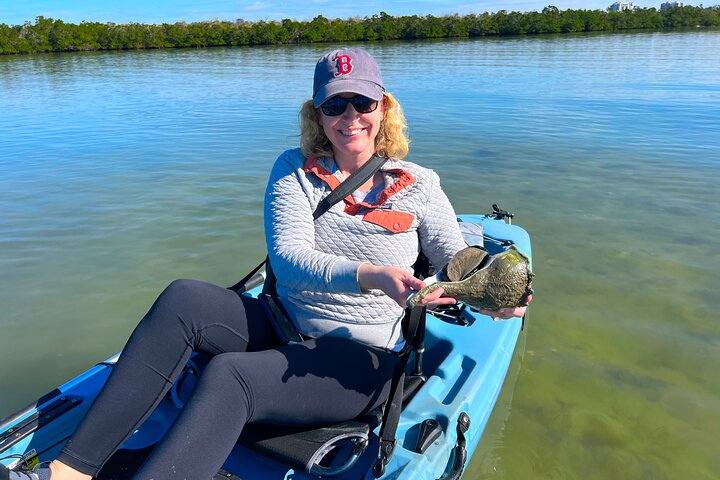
[358,264,457,309]
[478,295,532,320]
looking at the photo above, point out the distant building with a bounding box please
[609,1,637,11]
[660,1,683,9]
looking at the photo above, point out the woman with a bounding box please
[2,47,526,480]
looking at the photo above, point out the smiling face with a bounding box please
[319,93,385,164]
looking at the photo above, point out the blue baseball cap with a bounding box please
[313,48,385,108]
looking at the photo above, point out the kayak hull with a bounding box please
[1,214,531,479]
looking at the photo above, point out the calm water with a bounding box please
[1,31,719,479]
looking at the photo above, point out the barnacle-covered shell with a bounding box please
[409,245,534,311]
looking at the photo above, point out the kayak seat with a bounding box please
[239,418,371,477]
[237,373,425,477]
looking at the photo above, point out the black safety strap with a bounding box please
[227,257,267,293]
[229,155,388,294]
[373,305,427,478]
[313,155,387,220]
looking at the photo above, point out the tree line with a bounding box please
[1,5,719,55]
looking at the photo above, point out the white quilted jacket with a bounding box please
[264,148,466,350]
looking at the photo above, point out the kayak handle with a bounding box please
[437,412,470,480]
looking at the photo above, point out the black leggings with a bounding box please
[56,279,398,479]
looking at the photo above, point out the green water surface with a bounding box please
[1,31,719,479]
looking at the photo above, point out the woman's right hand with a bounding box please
[478,294,532,320]
[358,263,457,309]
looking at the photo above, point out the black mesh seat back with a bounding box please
[237,372,426,476]
[239,420,370,475]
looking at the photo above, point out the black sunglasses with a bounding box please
[320,95,379,116]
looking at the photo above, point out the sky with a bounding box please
[0,0,702,26]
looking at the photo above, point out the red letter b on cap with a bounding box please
[335,54,353,76]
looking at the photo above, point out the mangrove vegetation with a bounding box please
[1,5,719,55]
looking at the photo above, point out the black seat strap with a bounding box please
[227,257,267,293]
[313,155,387,220]
[373,305,427,478]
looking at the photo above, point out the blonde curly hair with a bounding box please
[299,93,410,160]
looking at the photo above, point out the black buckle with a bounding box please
[373,438,396,478]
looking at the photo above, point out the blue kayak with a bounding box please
[0,213,531,479]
